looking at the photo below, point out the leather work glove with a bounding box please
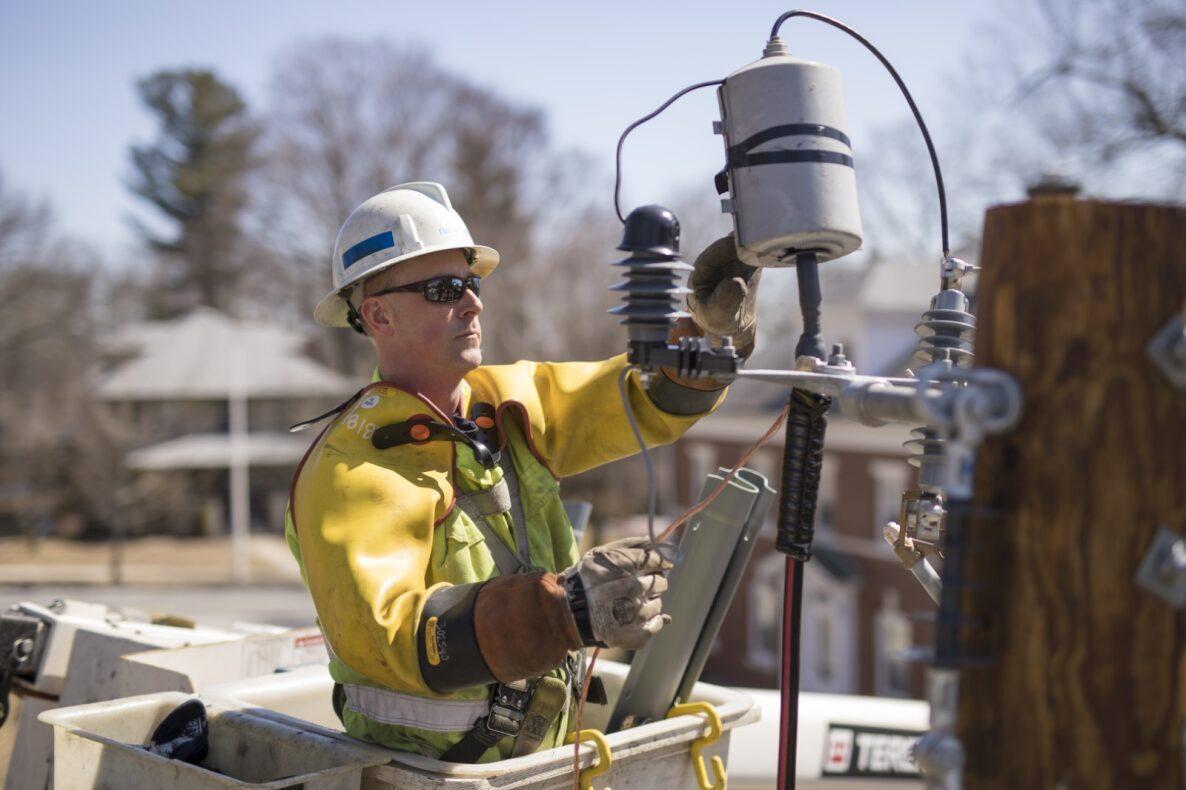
[686,234,761,355]
[420,539,673,690]
[561,536,675,650]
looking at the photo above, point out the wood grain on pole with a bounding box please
[959,197,1186,788]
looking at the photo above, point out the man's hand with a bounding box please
[562,536,674,651]
[686,234,761,356]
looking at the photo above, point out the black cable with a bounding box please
[777,557,803,789]
[793,252,826,362]
[775,388,831,559]
[774,387,829,790]
[771,10,951,257]
[613,79,724,223]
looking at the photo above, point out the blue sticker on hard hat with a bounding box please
[342,231,396,269]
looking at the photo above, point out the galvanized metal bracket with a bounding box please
[1135,526,1186,607]
[0,612,45,729]
[1146,311,1186,389]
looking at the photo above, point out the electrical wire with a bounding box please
[770,9,951,257]
[617,368,669,557]
[594,18,951,788]
[567,368,788,786]
[657,401,790,543]
[613,79,724,223]
[571,648,601,790]
[616,367,791,549]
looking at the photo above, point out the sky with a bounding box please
[0,0,998,263]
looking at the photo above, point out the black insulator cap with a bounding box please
[617,205,680,257]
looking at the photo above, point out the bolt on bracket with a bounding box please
[1146,311,1186,390]
[1135,526,1186,607]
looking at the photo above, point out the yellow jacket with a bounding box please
[285,354,723,758]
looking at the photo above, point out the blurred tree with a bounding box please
[1005,0,1186,183]
[0,171,129,538]
[252,37,654,519]
[846,0,1185,269]
[251,38,620,371]
[127,69,257,317]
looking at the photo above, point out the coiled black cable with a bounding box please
[775,388,831,558]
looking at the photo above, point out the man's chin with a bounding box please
[457,348,483,369]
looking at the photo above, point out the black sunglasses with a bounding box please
[368,275,481,304]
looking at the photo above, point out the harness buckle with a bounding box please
[484,682,530,738]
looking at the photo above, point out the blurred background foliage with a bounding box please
[0,0,1181,540]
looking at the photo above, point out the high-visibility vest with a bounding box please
[285,355,722,760]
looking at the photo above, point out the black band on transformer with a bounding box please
[418,582,497,693]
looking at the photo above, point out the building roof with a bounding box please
[98,308,354,401]
[857,260,943,313]
[125,432,313,470]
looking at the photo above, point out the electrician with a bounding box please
[285,182,759,762]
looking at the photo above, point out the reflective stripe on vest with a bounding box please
[342,683,491,732]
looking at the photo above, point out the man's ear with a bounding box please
[360,296,397,337]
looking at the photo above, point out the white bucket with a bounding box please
[38,691,389,789]
[208,659,759,789]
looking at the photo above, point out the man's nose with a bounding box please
[459,286,482,318]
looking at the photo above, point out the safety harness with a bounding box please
[368,405,573,763]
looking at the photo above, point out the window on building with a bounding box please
[685,442,717,507]
[814,609,835,683]
[817,457,839,531]
[801,566,858,694]
[747,553,858,693]
[874,589,914,697]
[869,459,911,539]
[746,553,784,673]
[746,448,778,489]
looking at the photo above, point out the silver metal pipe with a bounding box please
[911,559,943,605]
[737,368,941,426]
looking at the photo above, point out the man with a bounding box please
[285,181,758,762]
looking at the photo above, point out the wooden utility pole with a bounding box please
[959,196,1186,787]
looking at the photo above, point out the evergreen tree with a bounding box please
[127,69,256,316]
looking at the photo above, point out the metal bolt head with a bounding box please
[827,343,850,367]
[1147,312,1186,389]
[1171,328,1186,366]
[1157,539,1186,583]
[12,638,33,661]
[1136,527,1186,607]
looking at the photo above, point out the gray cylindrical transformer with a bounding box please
[717,37,863,266]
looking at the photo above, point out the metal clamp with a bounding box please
[899,489,945,547]
[1147,309,1186,390]
[565,728,612,790]
[0,612,46,730]
[667,702,728,790]
[1135,526,1186,607]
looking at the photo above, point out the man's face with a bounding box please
[361,248,483,374]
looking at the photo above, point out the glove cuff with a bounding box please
[562,571,608,648]
[474,571,584,682]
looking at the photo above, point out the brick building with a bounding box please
[641,258,957,699]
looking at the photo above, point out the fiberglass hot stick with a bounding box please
[565,376,788,785]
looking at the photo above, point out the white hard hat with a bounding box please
[313,181,500,329]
